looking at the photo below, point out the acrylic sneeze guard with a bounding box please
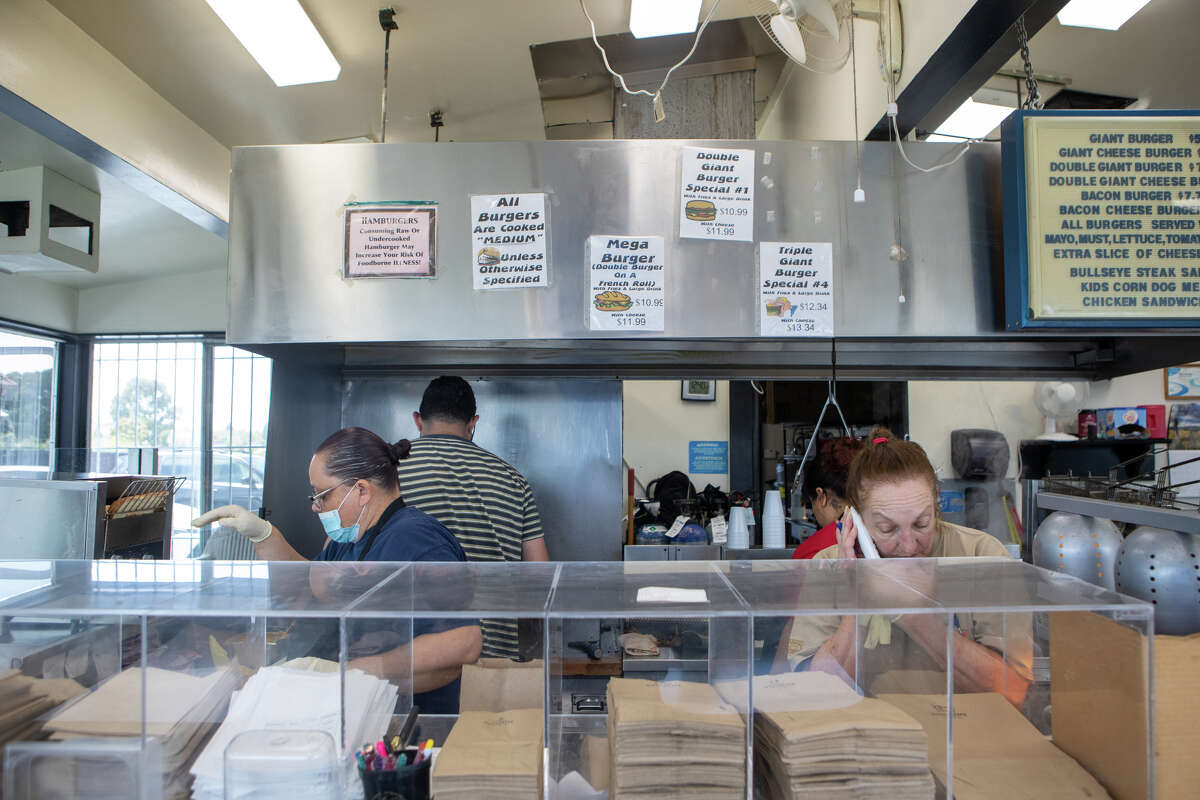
[0,558,1153,799]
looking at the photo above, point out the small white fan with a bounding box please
[755,0,841,65]
[1033,381,1088,441]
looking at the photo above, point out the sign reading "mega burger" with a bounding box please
[586,235,665,332]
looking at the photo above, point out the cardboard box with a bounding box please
[881,691,1110,799]
[1051,611,1200,800]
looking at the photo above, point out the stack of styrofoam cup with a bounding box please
[727,506,750,550]
[762,489,786,549]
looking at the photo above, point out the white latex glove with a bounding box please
[192,504,273,543]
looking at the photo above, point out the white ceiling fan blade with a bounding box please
[794,0,840,42]
[769,13,807,64]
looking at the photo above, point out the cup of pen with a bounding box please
[358,740,431,800]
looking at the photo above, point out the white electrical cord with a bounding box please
[849,2,862,198]
[889,113,974,174]
[750,380,765,395]
[578,0,723,106]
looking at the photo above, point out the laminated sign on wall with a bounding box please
[758,242,834,336]
[588,235,665,331]
[679,146,754,241]
[470,193,549,290]
[344,203,436,278]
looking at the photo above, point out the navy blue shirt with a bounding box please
[315,497,473,713]
[314,497,467,563]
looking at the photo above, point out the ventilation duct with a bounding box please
[0,166,100,275]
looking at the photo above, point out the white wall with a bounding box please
[758,2,978,141]
[623,380,730,493]
[909,370,1188,481]
[76,269,226,334]
[0,0,231,220]
[0,272,76,332]
[908,380,1041,480]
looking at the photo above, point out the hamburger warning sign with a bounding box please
[587,235,665,332]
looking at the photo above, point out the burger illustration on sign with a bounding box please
[684,199,717,222]
[594,290,633,312]
[475,246,502,267]
[765,296,794,317]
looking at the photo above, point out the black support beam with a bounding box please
[866,0,1072,142]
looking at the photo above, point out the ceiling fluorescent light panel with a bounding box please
[1057,0,1153,31]
[926,98,1016,142]
[205,0,340,86]
[629,0,703,38]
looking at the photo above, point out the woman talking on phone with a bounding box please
[778,428,1030,707]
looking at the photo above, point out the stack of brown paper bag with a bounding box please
[42,666,236,799]
[433,708,544,800]
[0,668,84,747]
[606,678,746,799]
[750,673,933,799]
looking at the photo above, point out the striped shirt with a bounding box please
[396,434,544,659]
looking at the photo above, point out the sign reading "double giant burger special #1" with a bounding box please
[587,235,665,332]
[470,193,549,290]
[679,146,754,242]
[1003,110,1200,328]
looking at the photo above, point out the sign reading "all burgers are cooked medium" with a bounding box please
[470,193,549,290]
[679,146,754,242]
[587,235,665,332]
[758,242,834,336]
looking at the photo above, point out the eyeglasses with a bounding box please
[308,479,355,509]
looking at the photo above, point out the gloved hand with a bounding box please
[192,504,273,543]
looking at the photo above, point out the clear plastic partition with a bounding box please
[889,557,1156,800]
[0,558,1156,799]
[547,561,751,798]
[723,559,947,799]
[349,562,559,736]
[727,557,1154,800]
[0,560,408,800]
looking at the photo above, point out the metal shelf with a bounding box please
[1035,491,1200,534]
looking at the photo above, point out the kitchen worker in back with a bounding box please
[778,428,1032,707]
[192,426,481,712]
[790,436,864,560]
[398,376,547,660]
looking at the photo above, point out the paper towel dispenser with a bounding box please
[951,428,1010,480]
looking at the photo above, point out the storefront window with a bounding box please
[0,330,58,478]
[89,338,271,558]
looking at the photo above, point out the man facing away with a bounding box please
[398,376,548,659]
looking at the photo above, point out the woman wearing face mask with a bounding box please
[192,426,481,712]
[778,427,1031,707]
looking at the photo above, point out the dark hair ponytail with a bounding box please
[315,427,406,491]
[800,437,864,504]
[846,426,938,510]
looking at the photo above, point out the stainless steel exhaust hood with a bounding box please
[227,139,1198,379]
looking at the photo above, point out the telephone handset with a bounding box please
[848,507,880,559]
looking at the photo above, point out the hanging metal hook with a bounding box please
[794,341,853,492]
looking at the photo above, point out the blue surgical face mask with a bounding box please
[318,484,365,544]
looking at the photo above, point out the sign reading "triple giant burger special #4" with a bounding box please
[470,193,549,290]
[587,235,665,332]
[1003,110,1200,327]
